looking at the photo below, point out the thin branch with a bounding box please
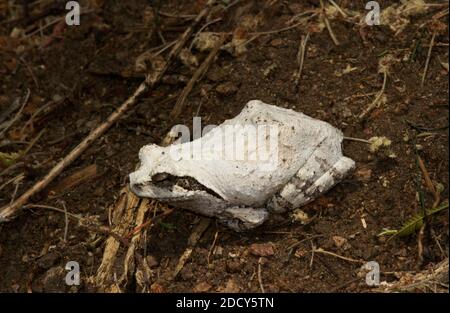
[321,0,339,46]
[171,34,225,118]
[125,208,174,238]
[417,155,440,208]
[0,162,24,179]
[294,32,310,86]
[343,136,371,144]
[0,173,24,192]
[421,30,437,88]
[158,11,196,19]
[207,230,219,265]
[258,257,265,293]
[328,0,348,18]
[0,89,30,139]
[19,128,45,160]
[189,18,223,50]
[18,57,39,89]
[251,15,317,36]
[172,217,211,279]
[24,204,129,246]
[62,201,69,242]
[9,180,21,206]
[359,71,387,119]
[313,248,365,264]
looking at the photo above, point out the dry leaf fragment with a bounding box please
[178,48,199,69]
[249,243,275,257]
[193,32,222,52]
[368,136,391,153]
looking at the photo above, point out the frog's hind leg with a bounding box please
[293,156,355,206]
[269,136,355,212]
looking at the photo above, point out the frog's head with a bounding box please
[129,143,270,231]
[129,144,174,198]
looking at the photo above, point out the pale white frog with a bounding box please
[129,100,355,231]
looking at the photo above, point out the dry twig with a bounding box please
[207,230,219,265]
[258,257,265,293]
[0,89,30,139]
[421,30,437,88]
[125,208,174,238]
[328,0,348,18]
[313,248,365,264]
[417,155,441,265]
[171,34,226,118]
[0,173,24,192]
[359,71,388,120]
[24,204,128,245]
[320,0,339,46]
[172,217,211,279]
[376,258,448,292]
[294,32,310,87]
[189,18,223,50]
[417,155,440,208]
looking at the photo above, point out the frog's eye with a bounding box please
[151,172,169,182]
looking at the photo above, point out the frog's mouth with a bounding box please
[129,166,224,202]
[129,169,269,231]
[149,173,223,199]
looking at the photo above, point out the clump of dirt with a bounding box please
[0,0,448,293]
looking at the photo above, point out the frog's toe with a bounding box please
[219,207,269,231]
[271,156,355,211]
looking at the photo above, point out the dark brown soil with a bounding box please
[0,0,448,293]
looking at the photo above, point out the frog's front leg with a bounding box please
[220,206,269,231]
[152,189,269,231]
